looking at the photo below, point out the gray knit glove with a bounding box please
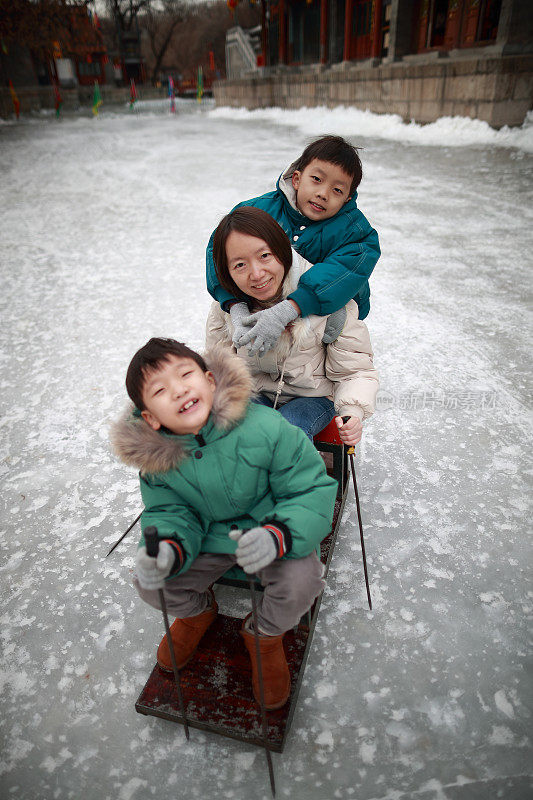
[229,302,251,348]
[135,542,174,590]
[322,307,347,344]
[229,527,277,574]
[239,300,299,356]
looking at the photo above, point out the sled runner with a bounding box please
[134,418,371,753]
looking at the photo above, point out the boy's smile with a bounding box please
[140,355,216,436]
[291,158,352,221]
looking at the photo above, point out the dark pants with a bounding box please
[134,551,325,636]
[253,394,336,440]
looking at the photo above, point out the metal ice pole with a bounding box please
[249,576,276,797]
[105,511,142,558]
[342,416,372,610]
[230,525,276,796]
[144,526,190,740]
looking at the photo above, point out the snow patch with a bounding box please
[234,752,256,771]
[210,106,533,153]
[315,681,337,699]
[494,690,515,719]
[118,778,148,800]
[316,729,334,749]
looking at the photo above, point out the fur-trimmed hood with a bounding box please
[110,345,253,475]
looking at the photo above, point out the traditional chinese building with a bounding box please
[217,0,533,127]
[56,7,108,87]
[264,0,509,67]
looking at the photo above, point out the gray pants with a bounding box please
[134,551,325,636]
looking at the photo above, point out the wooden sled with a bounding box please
[135,487,347,752]
[135,419,370,754]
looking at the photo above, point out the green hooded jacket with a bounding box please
[110,347,337,578]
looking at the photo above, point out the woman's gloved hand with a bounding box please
[229,302,252,348]
[238,300,299,357]
[135,542,174,590]
[229,527,278,573]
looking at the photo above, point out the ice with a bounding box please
[0,98,532,799]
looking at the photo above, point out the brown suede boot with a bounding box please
[240,614,291,710]
[157,590,218,672]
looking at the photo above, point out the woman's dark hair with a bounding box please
[213,206,293,303]
[126,337,207,410]
[293,134,363,196]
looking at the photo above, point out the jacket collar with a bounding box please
[110,345,253,475]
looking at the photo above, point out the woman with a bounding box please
[205,207,378,445]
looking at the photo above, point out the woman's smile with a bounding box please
[251,277,273,292]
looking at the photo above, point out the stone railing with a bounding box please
[214,53,533,128]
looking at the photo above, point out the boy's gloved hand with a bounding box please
[322,307,347,344]
[239,300,299,357]
[229,302,252,348]
[229,527,277,574]
[135,542,174,590]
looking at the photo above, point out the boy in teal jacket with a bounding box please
[111,337,337,709]
[206,134,380,356]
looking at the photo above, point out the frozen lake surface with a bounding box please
[0,99,532,800]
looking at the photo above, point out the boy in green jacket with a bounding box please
[206,134,380,356]
[111,337,337,709]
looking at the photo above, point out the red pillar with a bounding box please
[279,0,287,64]
[320,0,328,64]
[261,0,269,66]
[371,0,383,58]
[343,0,353,61]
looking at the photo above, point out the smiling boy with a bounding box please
[111,337,337,709]
[206,135,380,355]
[136,351,216,436]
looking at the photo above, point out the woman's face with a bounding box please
[225,230,286,303]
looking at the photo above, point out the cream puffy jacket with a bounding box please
[205,250,379,422]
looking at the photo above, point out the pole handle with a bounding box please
[340,415,355,455]
[144,525,159,558]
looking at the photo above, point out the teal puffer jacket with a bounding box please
[206,164,380,319]
[110,347,337,577]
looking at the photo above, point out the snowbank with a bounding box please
[209,105,533,153]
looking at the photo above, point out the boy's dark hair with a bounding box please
[213,206,293,303]
[126,338,208,410]
[293,135,363,196]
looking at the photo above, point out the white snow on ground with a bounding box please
[0,98,532,800]
[210,105,533,154]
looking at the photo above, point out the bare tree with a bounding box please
[0,0,90,59]
[142,0,188,84]
[157,0,259,82]
[104,0,152,32]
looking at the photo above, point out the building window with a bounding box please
[428,0,449,47]
[79,60,102,76]
[476,0,501,41]
[353,0,372,37]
